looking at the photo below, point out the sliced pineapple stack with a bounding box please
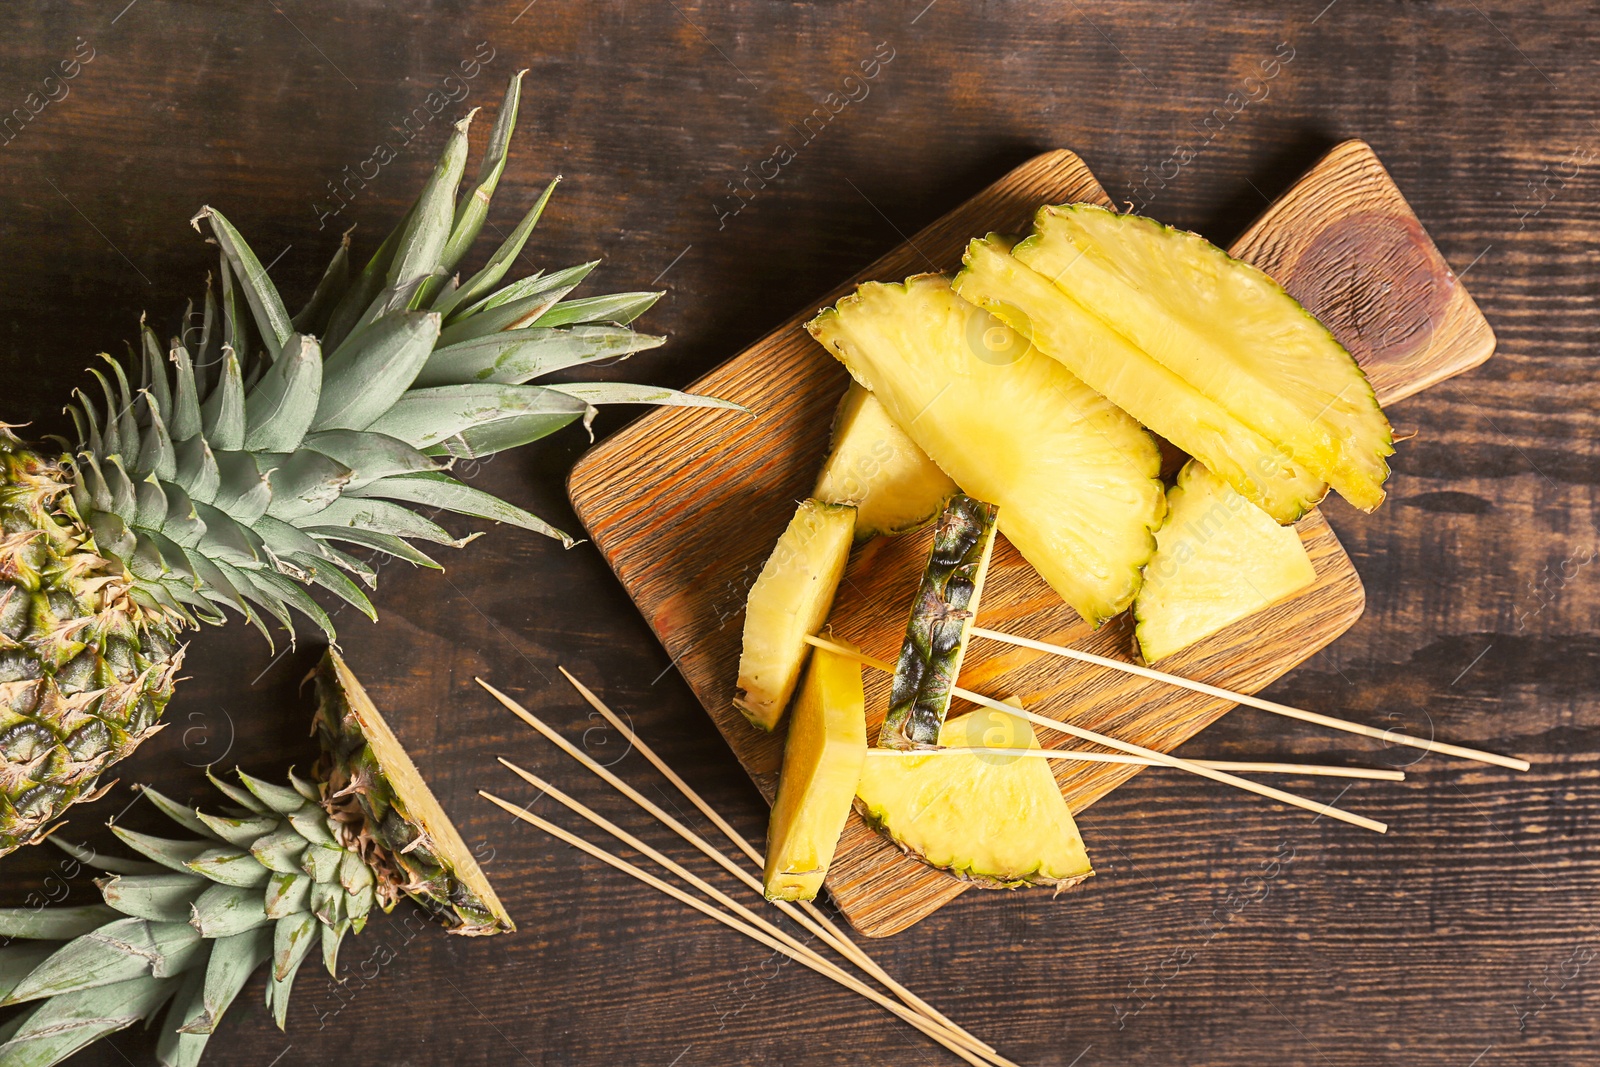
[955,204,1393,520]
[808,274,1165,627]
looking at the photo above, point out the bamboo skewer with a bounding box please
[803,635,1389,834]
[863,747,1405,781]
[968,626,1530,772]
[492,760,1010,1067]
[480,792,998,1067]
[552,668,975,1049]
[476,678,997,1060]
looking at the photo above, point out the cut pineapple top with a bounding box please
[954,235,1328,524]
[813,381,958,539]
[763,645,867,902]
[1134,461,1318,664]
[856,705,1092,890]
[807,275,1165,626]
[734,499,856,731]
[1014,204,1392,511]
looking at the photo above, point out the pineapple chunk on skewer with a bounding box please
[734,500,856,730]
[858,703,1093,890]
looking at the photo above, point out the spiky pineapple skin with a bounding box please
[0,435,183,855]
[880,494,999,749]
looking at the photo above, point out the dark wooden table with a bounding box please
[2,3,1596,1064]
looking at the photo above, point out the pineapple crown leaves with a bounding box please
[0,771,370,1067]
[60,69,740,650]
[0,761,484,1067]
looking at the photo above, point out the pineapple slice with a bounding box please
[954,235,1328,524]
[807,275,1164,626]
[813,382,958,538]
[856,704,1093,890]
[763,644,867,901]
[881,495,999,749]
[734,500,856,730]
[1134,461,1318,664]
[1013,203,1393,511]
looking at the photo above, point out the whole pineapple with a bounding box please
[0,72,733,856]
[0,649,510,1067]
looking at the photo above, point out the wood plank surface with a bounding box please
[567,139,1484,935]
[0,3,1591,1064]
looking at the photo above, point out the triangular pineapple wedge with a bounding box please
[1134,461,1318,664]
[856,705,1093,890]
[813,381,957,538]
[953,234,1328,523]
[734,499,856,730]
[807,275,1164,626]
[763,644,867,901]
[1012,203,1393,511]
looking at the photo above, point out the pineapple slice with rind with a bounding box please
[881,494,999,749]
[856,705,1093,890]
[763,645,867,901]
[953,235,1328,524]
[1134,461,1318,664]
[813,382,957,539]
[807,274,1164,626]
[734,499,856,730]
[1013,203,1392,511]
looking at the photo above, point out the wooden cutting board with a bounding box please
[566,140,1494,937]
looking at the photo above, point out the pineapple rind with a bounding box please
[1016,203,1392,511]
[880,495,999,749]
[734,500,856,731]
[312,649,513,935]
[813,382,957,539]
[763,646,867,901]
[808,275,1164,626]
[954,234,1329,524]
[855,707,1093,890]
[1134,461,1319,664]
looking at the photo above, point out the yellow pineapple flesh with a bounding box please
[734,500,856,730]
[953,234,1328,523]
[813,382,957,538]
[856,705,1092,890]
[1013,204,1392,511]
[1134,460,1318,664]
[762,645,867,901]
[807,275,1164,626]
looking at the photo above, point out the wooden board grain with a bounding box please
[566,140,1493,936]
